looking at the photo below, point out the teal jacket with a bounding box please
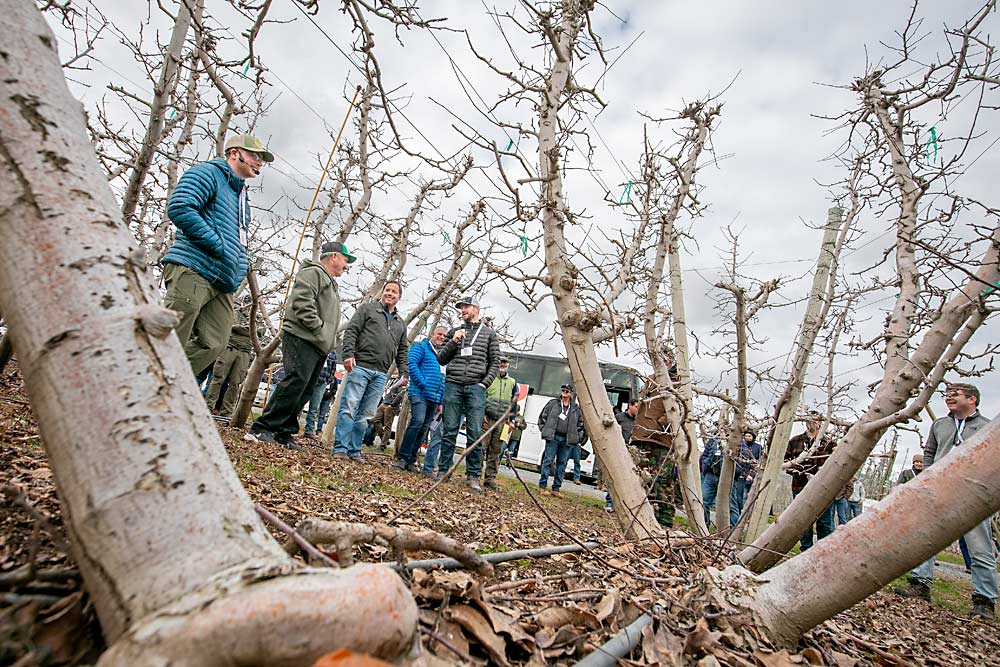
[163,158,249,293]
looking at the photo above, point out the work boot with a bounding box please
[484,479,498,491]
[538,488,551,496]
[465,477,483,493]
[893,579,931,602]
[332,452,349,461]
[393,459,407,471]
[970,594,995,621]
[551,490,564,499]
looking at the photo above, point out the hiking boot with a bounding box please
[393,459,407,470]
[551,490,564,499]
[404,463,419,473]
[349,455,363,462]
[465,477,483,493]
[538,488,551,496]
[970,594,995,621]
[484,479,498,491]
[332,452,349,461]
[893,579,931,602]
[573,479,581,485]
[282,440,304,452]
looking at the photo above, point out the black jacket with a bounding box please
[437,321,500,387]
[538,398,588,446]
[341,301,408,374]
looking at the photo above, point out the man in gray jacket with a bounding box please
[537,384,587,497]
[251,242,352,447]
[436,296,500,491]
[332,281,408,460]
[894,382,995,620]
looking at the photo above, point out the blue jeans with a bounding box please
[304,381,332,435]
[398,395,438,466]
[793,488,836,552]
[500,438,519,464]
[571,444,582,481]
[848,501,863,520]
[912,516,997,600]
[959,536,973,570]
[332,366,387,457]
[438,383,487,477]
[422,420,444,475]
[833,498,850,526]
[729,477,749,528]
[539,434,571,491]
[702,472,720,528]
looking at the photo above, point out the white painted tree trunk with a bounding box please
[742,208,842,542]
[537,4,662,540]
[0,6,416,664]
[721,414,1000,645]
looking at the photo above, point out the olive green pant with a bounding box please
[205,345,250,416]
[162,264,234,376]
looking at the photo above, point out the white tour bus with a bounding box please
[500,352,643,481]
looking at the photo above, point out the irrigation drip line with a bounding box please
[389,541,601,572]
[572,612,653,667]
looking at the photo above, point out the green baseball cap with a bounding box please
[321,241,357,264]
[224,134,274,162]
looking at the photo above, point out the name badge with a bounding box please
[558,413,567,420]
[461,347,473,357]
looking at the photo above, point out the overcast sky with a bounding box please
[50,1,999,475]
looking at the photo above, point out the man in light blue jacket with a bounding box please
[395,326,448,471]
[162,134,273,375]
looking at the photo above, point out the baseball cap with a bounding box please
[561,383,573,392]
[499,356,510,363]
[455,295,480,308]
[224,134,274,162]
[320,241,358,263]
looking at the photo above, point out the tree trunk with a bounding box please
[538,6,662,540]
[665,230,709,536]
[229,334,281,428]
[0,6,416,663]
[742,208,842,543]
[723,414,1000,646]
[320,376,349,446]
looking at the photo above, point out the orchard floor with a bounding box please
[1,364,998,666]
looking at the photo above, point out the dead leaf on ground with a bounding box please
[473,598,533,647]
[753,649,804,667]
[412,568,481,601]
[829,651,858,667]
[593,588,620,623]
[684,617,722,657]
[641,622,685,667]
[800,647,825,666]
[534,605,600,631]
[447,604,511,667]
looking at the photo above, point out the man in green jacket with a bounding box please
[251,242,353,448]
[480,357,518,490]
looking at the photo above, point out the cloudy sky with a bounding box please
[49,0,999,475]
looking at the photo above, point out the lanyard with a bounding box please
[464,323,483,349]
[953,416,967,446]
[238,186,250,250]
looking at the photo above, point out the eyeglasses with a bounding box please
[240,149,266,165]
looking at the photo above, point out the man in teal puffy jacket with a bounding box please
[162,134,273,376]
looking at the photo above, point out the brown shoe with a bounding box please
[484,479,498,491]
[893,580,931,602]
[539,488,551,496]
[332,452,349,461]
[551,490,564,499]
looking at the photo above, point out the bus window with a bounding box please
[600,365,634,391]
[539,359,574,397]
[508,355,544,393]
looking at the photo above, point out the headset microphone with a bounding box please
[237,152,261,176]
